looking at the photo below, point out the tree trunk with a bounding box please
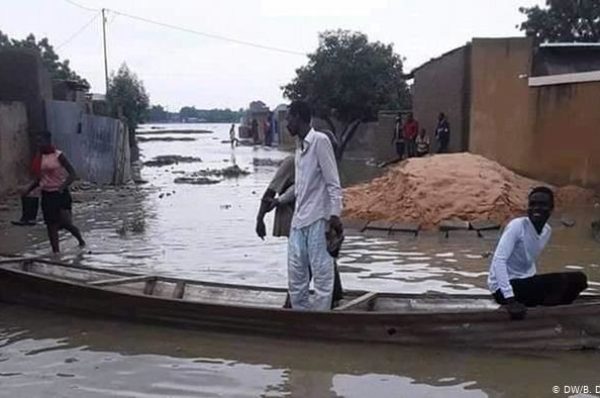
[322,115,337,136]
[335,119,362,160]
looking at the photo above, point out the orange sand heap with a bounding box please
[343,153,596,229]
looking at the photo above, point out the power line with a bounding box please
[64,0,99,12]
[63,1,306,56]
[56,11,101,49]
[107,8,307,56]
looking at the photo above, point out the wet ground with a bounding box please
[1,123,600,397]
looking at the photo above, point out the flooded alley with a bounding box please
[1,123,600,397]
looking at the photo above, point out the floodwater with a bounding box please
[1,123,600,397]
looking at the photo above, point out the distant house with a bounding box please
[239,100,271,142]
[52,79,90,103]
[411,37,600,187]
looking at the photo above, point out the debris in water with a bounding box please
[253,158,285,167]
[174,177,220,185]
[143,155,203,167]
[138,136,197,142]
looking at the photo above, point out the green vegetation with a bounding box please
[147,105,244,123]
[106,63,150,160]
[283,30,411,159]
[0,30,88,86]
[519,0,600,42]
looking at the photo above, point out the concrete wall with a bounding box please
[469,37,600,188]
[45,100,131,185]
[468,38,536,175]
[0,102,29,196]
[413,45,470,152]
[528,82,600,187]
[0,49,52,143]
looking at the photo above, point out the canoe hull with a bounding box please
[0,265,599,350]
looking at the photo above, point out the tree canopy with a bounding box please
[0,30,88,86]
[147,105,243,123]
[106,63,149,159]
[519,0,600,42]
[282,30,410,158]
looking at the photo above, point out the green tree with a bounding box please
[147,105,168,122]
[0,30,89,86]
[282,29,410,159]
[179,106,199,120]
[519,0,600,42]
[107,63,149,160]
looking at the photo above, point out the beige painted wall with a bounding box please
[0,101,30,196]
[469,37,600,188]
[529,82,600,187]
[468,37,536,176]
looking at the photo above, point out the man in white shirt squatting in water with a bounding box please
[285,100,343,311]
[488,186,588,319]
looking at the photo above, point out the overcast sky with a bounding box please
[1,0,543,111]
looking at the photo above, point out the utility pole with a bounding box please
[102,8,109,94]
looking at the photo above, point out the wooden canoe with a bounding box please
[0,257,599,350]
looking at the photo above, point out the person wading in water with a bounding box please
[22,131,86,253]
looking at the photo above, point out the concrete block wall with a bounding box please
[0,101,30,196]
[0,49,51,144]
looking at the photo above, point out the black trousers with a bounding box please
[21,196,39,221]
[437,138,449,153]
[284,260,343,309]
[493,272,588,307]
[395,141,405,158]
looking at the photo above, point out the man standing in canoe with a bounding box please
[283,100,343,311]
[255,136,344,308]
[488,186,588,319]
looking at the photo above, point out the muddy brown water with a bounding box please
[1,123,600,397]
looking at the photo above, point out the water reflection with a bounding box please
[1,304,599,398]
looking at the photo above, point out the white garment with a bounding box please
[292,129,342,229]
[487,217,551,298]
[288,219,334,310]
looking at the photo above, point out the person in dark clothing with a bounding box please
[435,112,450,153]
[12,194,39,226]
[488,186,588,320]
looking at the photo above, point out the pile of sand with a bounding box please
[343,153,596,229]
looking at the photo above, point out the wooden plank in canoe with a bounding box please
[144,278,157,295]
[335,292,378,311]
[173,281,186,299]
[89,275,155,286]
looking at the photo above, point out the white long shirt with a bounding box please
[292,129,343,229]
[487,217,551,298]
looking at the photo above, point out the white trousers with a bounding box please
[288,219,334,310]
